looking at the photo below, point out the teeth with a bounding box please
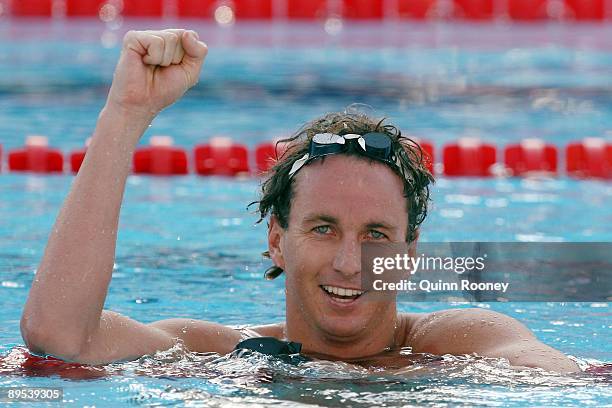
[322,285,364,297]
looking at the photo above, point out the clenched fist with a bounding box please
[106,29,208,120]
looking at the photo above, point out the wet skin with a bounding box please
[259,154,579,373]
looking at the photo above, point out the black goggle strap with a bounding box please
[288,133,351,178]
[288,133,407,180]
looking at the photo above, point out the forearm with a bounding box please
[21,104,153,357]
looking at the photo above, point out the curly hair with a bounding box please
[248,110,435,279]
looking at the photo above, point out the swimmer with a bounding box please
[20,29,579,373]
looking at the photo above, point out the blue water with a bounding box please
[0,20,611,406]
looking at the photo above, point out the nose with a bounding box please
[332,235,361,278]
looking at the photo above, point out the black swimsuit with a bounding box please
[233,336,309,364]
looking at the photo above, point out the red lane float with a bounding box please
[255,142,276,174]
[255,140,290,174]
[70,149,86,173]
[454,0,494,20]
[9,0,53,16]
[566,138,612,179]
[234,0,274,19]
[409,137,435,175]
[121,0,163,17]
[504,139,557,177]
[0,143,2,173]
[0,347,107,379]
[8,136,64,173]
[178,0,273,20]
[397,0,437,19]
[133,136,188,175]
[69,137,91,174]
[443,137,496,177]
[194,137,250,176]
[343,0,384,19]
[564,0,604,21]
[507,0,549,20]
[65,0,105,16]
[419,140,435,175]
[396,0,494,20]
[288,0,327,19]
[8,0,612,20]
[176,0,216,18]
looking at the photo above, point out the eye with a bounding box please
[313,225,332,235]
[367,230,388,240]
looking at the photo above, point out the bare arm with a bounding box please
[408,308,580,373]
[20,29,238,364]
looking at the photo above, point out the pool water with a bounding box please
[0,20,611,407]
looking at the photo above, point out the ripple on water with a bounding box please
[0,345,609,407]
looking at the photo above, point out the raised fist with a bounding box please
[106,29,208,119]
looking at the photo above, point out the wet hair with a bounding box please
[248,109,435,280]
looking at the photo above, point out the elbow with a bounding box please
[20,314,83,362]
[510,358,580,374]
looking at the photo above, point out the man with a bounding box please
[20,29,579,373]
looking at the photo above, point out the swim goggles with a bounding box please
[288,132,406,180]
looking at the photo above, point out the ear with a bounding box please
[268,215,286,270]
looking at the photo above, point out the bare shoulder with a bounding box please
[403,308,534,355]
[246,322,285,339]
[149,319,284,355]
[149,318,243,354]
[403,308,579,373]
[406,307,529,333]
[398,312,427,344]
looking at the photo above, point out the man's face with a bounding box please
[268,155,410,341]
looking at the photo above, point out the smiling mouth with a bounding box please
[320,285,365,303]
